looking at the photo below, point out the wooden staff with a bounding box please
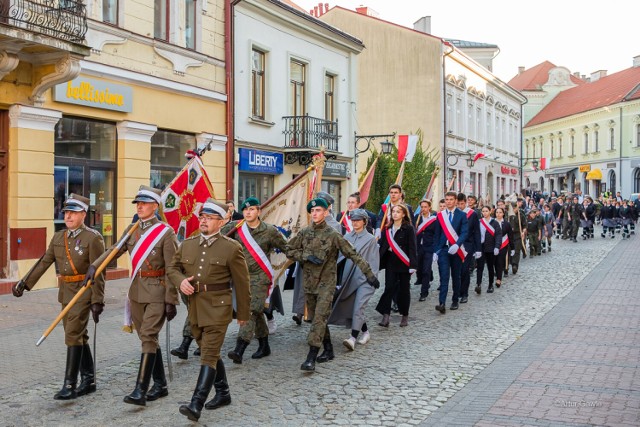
[423,166,440,201]
[446,172,457,192]
[517,207,528,256]
[36,221,140,346]
[339,156,380,228]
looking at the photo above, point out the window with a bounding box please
[608,170,616,194]
[637,124,640,147]
[583,133,589,154]
[594,131,599,152]
[609,127,615,150]
[550,139,554,159]
[150,130,195,190]
[445,93,452,133]
[477,107,482,141]
[470,172,476,195]
[154,0,169,41]
[102,0,118,25]
[251,49,265,119]
[324,74,335,122]
[290,60,305,116]
[185,0,197,49]
[467,103,474,139]
[455,97,463,134]
[634,168,640,193]
[559,137,563,157]
[570,135,575,156]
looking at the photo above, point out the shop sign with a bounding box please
[238,148,283,174]
[53,77,133,112]
[579,165,591,173]
[323,160,349,178]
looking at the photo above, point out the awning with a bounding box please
[586,168,603,180]
[545,167,577,176]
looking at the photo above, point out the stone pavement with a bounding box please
[0,233,632,426]
[423,233,640,427]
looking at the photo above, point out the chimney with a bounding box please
[355,6,379,17]
[413,16,431,34]
[573,71,580,77]
[318,2,324,15]
[518,66,525,75]
[634,55,640,68]
[590,70,607,82]
[313,5,318,16]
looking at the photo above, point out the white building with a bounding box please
[231,0,363,208]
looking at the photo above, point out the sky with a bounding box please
[295,0,638,82]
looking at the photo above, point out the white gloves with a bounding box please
[474,251,482,259]
[409,269,416,274]
[374,229,381,239]
[448,244,459,255]
[510,250,515,256]
[493,248,499,256]
[433,253,438,263]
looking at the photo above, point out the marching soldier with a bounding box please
[168,199,250,422]
[223,197,288,364]
[508,198,526,273]
[84,185,179,406]
[525,208,542,256]
[12,194,105,400]
[569,196,583,242]
[286,197,380,372]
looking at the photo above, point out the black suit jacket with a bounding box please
[479,218,502,253]
[379,223,418,272]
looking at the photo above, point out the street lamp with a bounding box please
[446,150,477,168]
[354,132,396,173]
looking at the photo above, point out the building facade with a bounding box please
[232,0,363,210]
[1,1,227,287]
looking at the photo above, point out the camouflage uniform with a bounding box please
[286,220,376,348]
[508,207,527,268]
[569,202,583,240]
[221,220,287,342]
[526,214,542,256]
[561,201,572,239]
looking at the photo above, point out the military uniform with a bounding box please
[222,211,287,363]
[508,205,527,272]
[561,200,572,239]
[569,202,583,241]
[286,197,378,372]
[526,212,542,256]
[170,198,251,422]
[13,194,105,400]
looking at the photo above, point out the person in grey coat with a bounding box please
[291,191,341,324]
[328,209,380,350]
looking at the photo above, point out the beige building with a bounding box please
[1,1,227,289]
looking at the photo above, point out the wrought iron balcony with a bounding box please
[0,0,88,43]
[283,115,339,153]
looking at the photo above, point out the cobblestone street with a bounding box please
[0,233,636,427]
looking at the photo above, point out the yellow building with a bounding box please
[1,1,227,289]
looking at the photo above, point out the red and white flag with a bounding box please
[397,134,418,162]
[473,152,486,162]
[538,157,548,170]
[357,156,378,206]
[161,156,215,242]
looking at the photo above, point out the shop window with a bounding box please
[150,130,195,190]
[55,117,116,161]
[238,174,274,205]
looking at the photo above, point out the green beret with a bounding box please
[242,197,260,210]
[306,197,329,213]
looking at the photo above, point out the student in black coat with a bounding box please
[376,204,417,327]
[415,200,437,301]
[494,207,515,288]
[475,206,502,294]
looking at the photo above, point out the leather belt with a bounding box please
[61,274,86,283]
[138,269,165,278]
[193,283,231,293]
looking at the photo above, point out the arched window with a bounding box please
[539,177,544,192]
[609,170,616,194]
[634,168,640,193]
[582,172,589,196]
[609,127,615,150]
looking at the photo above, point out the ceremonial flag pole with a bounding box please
[414,166,440,217]
[339,155,379,227]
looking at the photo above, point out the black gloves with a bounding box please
[306,255,323,265]
[165,304,177,321]
[12,280,27,298]
[83,265,98,287]
[367,276,381,289]
[90,303,104,323]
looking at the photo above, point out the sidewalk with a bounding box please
[422,234,640,427]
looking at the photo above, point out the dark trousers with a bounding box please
[495,249,507,281]
[415,248,424,284]
[420,250,433,296]
[437,253,463,305]
[459,253,474,298]
[376,270,411,316]
[476,252,496,287]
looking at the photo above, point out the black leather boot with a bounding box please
[204,359,231,410]
[179,365,216,421]
[316,339,334,363]
[76,344,96,397]
[227,338,249,364]
[487,284,494,293]
[146,349,168,401]
[170,336,193,360]
[300,346,320,371]
[251,337,271,359]
[123,352,156,406]
[54,346,82,400]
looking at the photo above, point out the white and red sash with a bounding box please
[341,211,353,233]
[500,234,510,250]
[480,218,496,236]
[416,215,436,235]
[130,222,171,280]
[437,211,468,260]
[237,222,276,303]
[386,228,410,267]
[464,207,474,219]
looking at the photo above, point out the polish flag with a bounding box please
[397,134,418,162]
[473,152,486,162]
[538,157,548,170]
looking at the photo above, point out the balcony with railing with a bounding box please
[283,115,339,153]
[0,0,88,43]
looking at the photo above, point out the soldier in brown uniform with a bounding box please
[168,199,251,422]
[84,185,179,406]
[12,194,105,400]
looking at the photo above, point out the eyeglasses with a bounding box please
[199,216,221,222]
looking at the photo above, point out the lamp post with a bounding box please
[446,150,477,168]
[520,157,539,193]
[353,132,396,174]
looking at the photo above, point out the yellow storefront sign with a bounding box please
[53,77,133,113]
[579,165,591,173]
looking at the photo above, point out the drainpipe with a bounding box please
[619,106,623,195]
[225,0,239,200]
[442,41,454,195]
